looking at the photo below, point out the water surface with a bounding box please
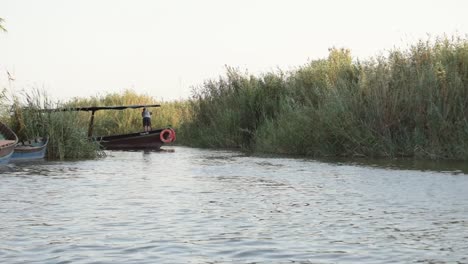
[1,147,467,263]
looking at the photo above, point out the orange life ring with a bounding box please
[160,129,174,143]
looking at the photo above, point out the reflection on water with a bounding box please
[1,147,467,264]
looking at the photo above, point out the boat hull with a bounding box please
[0,122,18,165]
[96,128,174,150]
[11,137,48,161]
[0,149,14,165]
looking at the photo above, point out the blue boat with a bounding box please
[0,122,18,165]
[11,137,48,161]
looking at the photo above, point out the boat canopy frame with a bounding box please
[40,104,161,137]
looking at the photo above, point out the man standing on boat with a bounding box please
[142,107,152,132]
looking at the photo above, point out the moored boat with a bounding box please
[11,137,48,161]
[43,104,176,150]
[96,128,175,150]
[0,121,19,165]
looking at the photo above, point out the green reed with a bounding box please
[0,17,6,32]
[183,36,468,160]
[6,89,102,160]
[180,67,287,149]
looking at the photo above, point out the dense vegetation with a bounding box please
[1,89,101,160]
[182,36,468,160]
[2,36,467,160]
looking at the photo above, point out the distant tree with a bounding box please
[0,18,6,32]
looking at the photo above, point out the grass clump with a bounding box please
[5,89,102,160]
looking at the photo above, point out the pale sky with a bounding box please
[1,0,467,101]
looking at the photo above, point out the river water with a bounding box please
[1,147,467,264]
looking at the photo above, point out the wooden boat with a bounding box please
[44,104,176,150]
[0,121,18,165]
[96,128,175,150]
[11,137,48,161]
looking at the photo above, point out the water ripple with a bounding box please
[1,147,467,263]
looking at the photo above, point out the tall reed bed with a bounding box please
[184,36,468,160]
[6,90,102,160]
[181,67,287,149]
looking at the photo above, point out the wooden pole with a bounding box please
[88,110,96,137]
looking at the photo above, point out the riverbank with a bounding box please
[182,36,468,160]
